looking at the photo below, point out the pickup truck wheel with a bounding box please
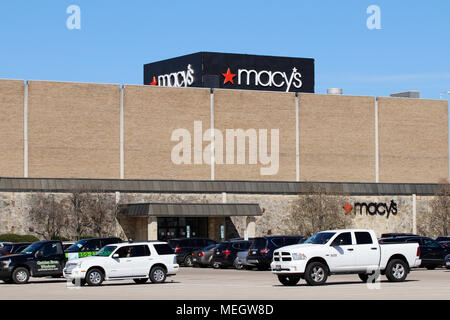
[86,268,104,286]
[133,278,148,284]
[12,267,30,284]
[386,259,408,282]
[277,275,301,286]
[304,262,328,286]
[149,266,167,284]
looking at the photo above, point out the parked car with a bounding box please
[436,236,450,242]
[0,242,32,255]
[236,248,255,270]
[271,229,421,286]
[63,241,179,286]
[445,255,450,269]
[211,240,255,269]
[0,240,67,284]
[379,236,448,269]
[168,238,216,266]
[247,236,306,270]
[191,244,218,268]
[65,237,122,260]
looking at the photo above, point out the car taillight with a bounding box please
[417,246,420,257]
[260,249,269,254]
[199,252,204,257]
[175,247,181,253]
[223,249,231,256]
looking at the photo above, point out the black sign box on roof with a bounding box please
[143,52,314,93]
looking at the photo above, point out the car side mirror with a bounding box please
[112,253,119,258]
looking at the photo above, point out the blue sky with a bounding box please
[0,0,449,99]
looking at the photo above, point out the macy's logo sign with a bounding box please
[343,200,398,219]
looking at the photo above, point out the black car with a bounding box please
[246,235,306,270]
[211,240,254,269]
[379,236,448,269]
[168,238,216,266]
[0,242,32,255]
[0,240,66,284]
[65,237,122,259]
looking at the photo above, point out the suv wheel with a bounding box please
[133,278,148,284]
[12,267,30,284]
[86,268,104,286]
[304,262,328,286]
[277,275,301,286]
[386,259,408,282]
[184,255,193,267]
[149,266,167,284]
[212,261,221,269]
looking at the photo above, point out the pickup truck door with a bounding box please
[353,231,380,271]
[327,232,356,272]
[33,242,65,276]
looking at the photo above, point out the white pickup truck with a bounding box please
[271,229,421,286]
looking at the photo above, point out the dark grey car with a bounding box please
[192,244,218,267]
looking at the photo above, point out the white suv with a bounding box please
[63,241,179,286]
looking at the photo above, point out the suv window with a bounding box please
[129,245,150,257]
[355,232,373,245]
[271,238,284,247]
[82,239,102,251]
[331,232,352,246]
[154,244,174,255]
[284,237,303,245]
[423,238,440,248]
[115,246,132,258]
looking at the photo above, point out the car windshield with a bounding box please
[95,246,116,256]
[304,232,336,244]
[20,242,43,255]
[67,239,89,251]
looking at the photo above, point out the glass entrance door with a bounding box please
[157,217,208,241]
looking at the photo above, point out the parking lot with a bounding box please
[0,267,448,300]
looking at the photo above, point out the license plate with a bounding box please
[193,258,197,262]
[276,265,281,269]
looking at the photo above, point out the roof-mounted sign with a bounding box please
[144,52,314,93]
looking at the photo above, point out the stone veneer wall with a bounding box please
[0,192,432,239]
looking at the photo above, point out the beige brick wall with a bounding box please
[124,85,211,179]
[378,97,449,183]
[0,79,24,177]
[298,94,376,182]
[28,81,120,178]
[214,89,296,180]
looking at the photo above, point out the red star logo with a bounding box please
[150,76,157,86]
[343,202,353,214]
[222,68,236,84]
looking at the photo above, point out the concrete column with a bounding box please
[246,216,256,238]
[24,81,28,178]
[412,194,417,234]
[295,93,300,182]
[148,216,158,241]
[375,97,379,183]
[120,86,124,179]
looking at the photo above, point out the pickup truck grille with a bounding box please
[273,252,292,262]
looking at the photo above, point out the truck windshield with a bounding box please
[304,232,336,244]
[67,239,89,251]
[95,246,116,257]
[20,242,43,255]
